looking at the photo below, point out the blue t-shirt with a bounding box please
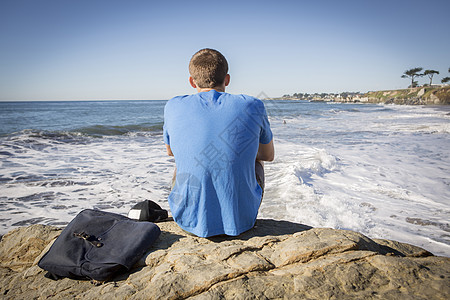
[163,90,273,237]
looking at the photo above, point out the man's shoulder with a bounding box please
[165,94,192,111]
[167,94,191,103]
[166,93,264,109]
[224,93,264,107]
[226,93,260,100]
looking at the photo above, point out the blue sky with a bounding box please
[1,0,449,100]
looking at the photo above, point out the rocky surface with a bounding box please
[1,219,449,299]
[365,86,450,105]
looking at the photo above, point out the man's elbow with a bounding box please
[166,144,174,156]
[261,151,275,162]
[257,141,275,162]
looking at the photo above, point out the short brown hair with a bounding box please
[189,49,228,89]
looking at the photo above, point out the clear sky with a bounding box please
[1,0,449,100]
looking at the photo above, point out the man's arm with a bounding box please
[256,139,274,161]
[166,144,174,156]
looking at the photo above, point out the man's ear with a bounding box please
[224,74,230,87]
[189,76,197,88]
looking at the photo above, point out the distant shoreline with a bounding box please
[273,86,450,105]
[1,86,449,105]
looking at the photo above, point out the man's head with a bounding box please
[189,48,229,91]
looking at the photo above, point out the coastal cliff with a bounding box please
[278,86,450,105]
[364,86,450,105]
[1,220,449,299]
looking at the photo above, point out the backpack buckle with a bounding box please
[73,232,103,247]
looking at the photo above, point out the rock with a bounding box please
[365,86,450,105]
[418,88,426,97]
[0,220,449,299]
[0,224,61,272]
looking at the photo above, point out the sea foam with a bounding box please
[0,101,449,257]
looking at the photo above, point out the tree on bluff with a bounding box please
[442,67,450,84]
[424,70,439,85]
[401,67,424,88]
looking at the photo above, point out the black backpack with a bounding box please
[38,209,160,282]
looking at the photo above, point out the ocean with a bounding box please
[0,100,449,256]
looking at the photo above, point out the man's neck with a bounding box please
[196,86,225,93]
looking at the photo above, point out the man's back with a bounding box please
[163,90,272,237]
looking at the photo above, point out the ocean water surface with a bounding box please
[0,99,449,256]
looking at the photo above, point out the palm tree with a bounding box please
[424,70,439,85]
[401,67,424,88]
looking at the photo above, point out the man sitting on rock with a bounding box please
[163,48,274,237]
